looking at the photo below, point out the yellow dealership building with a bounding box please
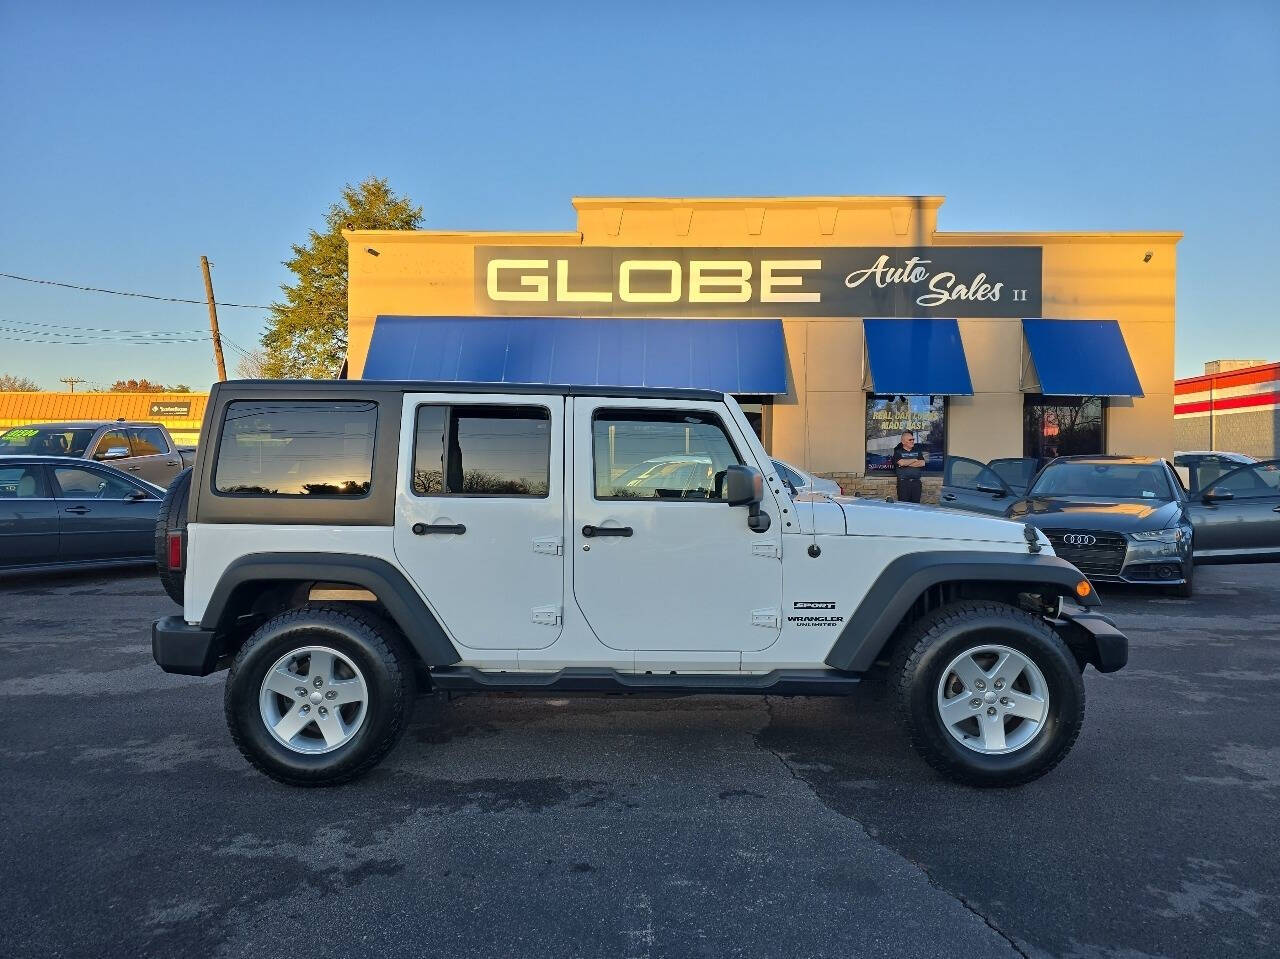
[344,195,1179,487]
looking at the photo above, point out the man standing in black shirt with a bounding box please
[890,430,926,503]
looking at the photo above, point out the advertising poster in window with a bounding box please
[865,396,946,473]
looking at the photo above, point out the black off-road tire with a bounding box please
[154,466,192,605]
[225,604,417,786]
[894,600,1085,787]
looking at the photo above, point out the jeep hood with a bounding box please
[793,493,1034,546]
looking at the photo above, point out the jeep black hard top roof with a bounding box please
[225,379,726,401]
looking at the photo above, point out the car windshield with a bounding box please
[1029,462,1172,500]
[0,427,96,457]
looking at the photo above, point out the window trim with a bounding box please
[0,463,51,499]
[92,429,134,461]
[590,407,744,504]
[50,463,154,500]
[409,402,553,500]
[864,393,949,476]
[211,399,380,499]
[1022,394,1108,460]
[130,426,171,456]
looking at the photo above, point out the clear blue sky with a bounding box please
[1,0,1277,389]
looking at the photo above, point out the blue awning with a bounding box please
[863,318,973,395]
[1022,319,1143,396]
[363,316,788,394]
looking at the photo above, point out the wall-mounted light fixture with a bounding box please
[1143,251,1153,263]
[366,247,380,257]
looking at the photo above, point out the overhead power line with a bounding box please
[0,334,214,345]
[0,271,272,309]
[0,318,206,334]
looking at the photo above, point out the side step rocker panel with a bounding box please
[429,667,862,696]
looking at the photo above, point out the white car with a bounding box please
[771,457,841,495]
[1172,450,1257,491]
[151,381,1126,788]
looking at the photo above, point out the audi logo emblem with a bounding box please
[1063,534,1097,547]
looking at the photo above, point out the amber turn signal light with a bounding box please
[1075,579,1092,599]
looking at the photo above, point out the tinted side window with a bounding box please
[214,401,377,496]
[944,457,997,491]
[412,405,550,497]
[774,461,804,489]
[0,466,46,498]
[53,466,137,499]
[594,410,741,501]
[1214,462,1280,499]
[130,427,170,456]
[94,430,132,460]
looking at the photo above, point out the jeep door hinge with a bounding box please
[751,542,781,560]
[531,604,562,626]
[532,536,563,556]
[751,608,781,628]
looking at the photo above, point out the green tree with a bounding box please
[262,177,423,378]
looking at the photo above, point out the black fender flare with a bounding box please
[823,551,1098,672]
[199,552,461,667]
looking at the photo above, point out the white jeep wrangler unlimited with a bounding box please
[152,381,1127,787]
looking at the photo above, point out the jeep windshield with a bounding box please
[0,427,96,457]
[1028,462,1172,500]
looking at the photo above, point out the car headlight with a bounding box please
[1130,527,1188,544]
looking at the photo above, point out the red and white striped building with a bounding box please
[1174,361,1280,458]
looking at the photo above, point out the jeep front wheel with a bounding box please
[224,605,416,785]
[896,600,1085,787]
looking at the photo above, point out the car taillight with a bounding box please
[167,530,184,571]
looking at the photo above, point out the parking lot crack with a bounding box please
[757,697,1030,959]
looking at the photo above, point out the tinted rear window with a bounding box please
[214,401,377,496]
[412,404,550,497]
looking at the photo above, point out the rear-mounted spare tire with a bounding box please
[155,466,192,605]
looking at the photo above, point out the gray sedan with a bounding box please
[0,456,163,575]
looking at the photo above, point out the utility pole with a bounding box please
[200,255,228,382]
[59,377,85,392]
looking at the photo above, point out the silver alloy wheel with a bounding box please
[935,644,1050,755]
[258,646,369,754]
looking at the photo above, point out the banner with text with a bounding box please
[475,246,1041,318]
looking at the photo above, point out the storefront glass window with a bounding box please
[1023,396,1104,460]
[865,395,947,475]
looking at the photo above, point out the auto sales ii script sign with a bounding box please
[475,247,1042,318]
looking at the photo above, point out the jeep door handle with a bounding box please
[942,493,957,501]
[65,506,92,514]
[412,523,466,535]
[582,524,633,538]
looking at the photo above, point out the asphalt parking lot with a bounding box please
[2,566,1277,958]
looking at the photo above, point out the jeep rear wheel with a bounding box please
[895,600,1084,787]
[225,605,416,786]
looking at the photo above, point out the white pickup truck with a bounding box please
[151,381,1126,787]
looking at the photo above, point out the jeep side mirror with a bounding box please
[1202,487,1234,503]
[101,446,130,460]
[723,464,771,533]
